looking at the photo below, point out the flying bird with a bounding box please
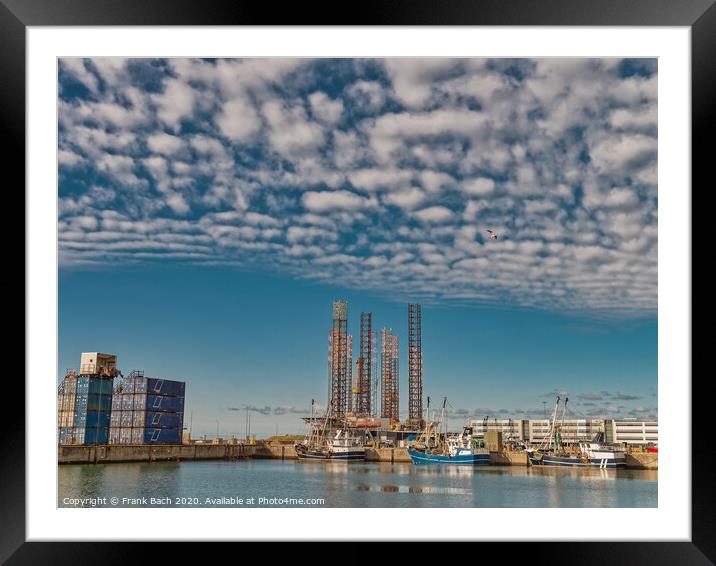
[486,229,498,240]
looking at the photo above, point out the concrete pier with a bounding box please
[58,443,255,464]
[490,451,529,466]
[626,451,658,469]
[365,447,412,463]
[58,443,656,469]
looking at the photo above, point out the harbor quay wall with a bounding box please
[626,451,658,469]
[365,447,412,462]
[58,442,300,464]
[253,442,298,460]
[58,444,254,464]
[490,451,529,466]
[58,444,657,468]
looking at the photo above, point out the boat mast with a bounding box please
[542,396,560,451]
[558,397,568,451]
[442,397,448,449]
[318,401,331,448]
[309,398,315,444]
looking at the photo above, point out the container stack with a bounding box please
[57,352,117,445]
[109,370,185,444]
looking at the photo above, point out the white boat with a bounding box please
[294,400,366,462]
[295,428,366,461]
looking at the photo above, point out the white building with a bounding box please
[470,419,528,441]
[605,419,658,445]
[467,417,658,446]
[527,419,604,444]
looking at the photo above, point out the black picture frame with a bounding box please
[5,0,708,562]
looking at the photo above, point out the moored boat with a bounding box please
[526,396,626,468]
[294,400,366,462]
[295,428,366,461]
[408,398,491,465]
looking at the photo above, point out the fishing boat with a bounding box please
[526,396,626,468]
[408,397,491,465]
[294,400,366,462]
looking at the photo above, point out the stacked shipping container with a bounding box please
[109,371,185,444]
[57,373,114,445]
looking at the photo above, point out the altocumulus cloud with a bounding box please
[58,58,657,317]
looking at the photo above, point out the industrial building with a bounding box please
[527,418,605,444]
[469,418,605,445]
[605,419,658,445]
[469,417,658,446]
[470,418,527,442]
[57,352,118,445]
[109,370,186,444]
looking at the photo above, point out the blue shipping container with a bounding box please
[85,395,113,412]
[76,376,113,393]
[83,427,109,444]
[146,411,183,429]
[74,396,111,415]
[147,378,185,397]
[143,428,181,444]
[88,378,114,395]
[146,395,185,413]
[84,411,111,428]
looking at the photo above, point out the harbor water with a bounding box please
[59,460,657,508]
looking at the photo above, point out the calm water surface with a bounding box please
[59,460,657,508]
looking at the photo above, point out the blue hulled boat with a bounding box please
[408,398,491,466]
[408,445,491,465]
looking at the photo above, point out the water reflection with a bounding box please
[354,483,471,495]
[59,460,657,508]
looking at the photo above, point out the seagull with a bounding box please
[486,229,498,240]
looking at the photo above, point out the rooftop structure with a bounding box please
[79,352,119,377]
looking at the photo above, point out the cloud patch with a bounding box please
[58,57,658,317]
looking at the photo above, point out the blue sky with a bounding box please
[58,58,658,436]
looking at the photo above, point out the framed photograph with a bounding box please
[9,0,707,561]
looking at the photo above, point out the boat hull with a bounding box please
[295,446,365,461]
[527,452,626,468]
[408,447,491,465]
